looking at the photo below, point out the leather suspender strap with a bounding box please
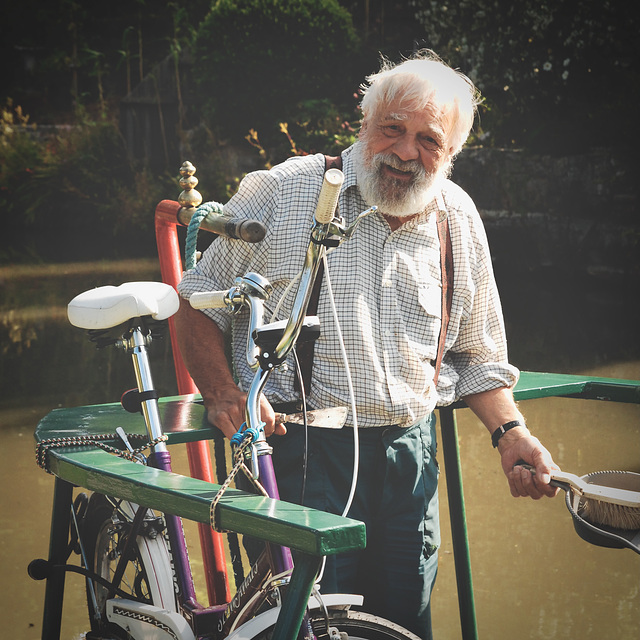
[323,155,343,171]
[294,154,342,395]
[434,210,454,386]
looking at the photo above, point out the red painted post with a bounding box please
[155,199,231,605]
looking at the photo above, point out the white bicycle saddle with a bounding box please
[67,281,180,330]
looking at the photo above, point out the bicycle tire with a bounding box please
[83,493,177,638]
[254,609,422,640]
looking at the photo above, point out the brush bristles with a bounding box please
[581,498,640,530]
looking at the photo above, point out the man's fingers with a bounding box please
[510,465,546,499]
[512,458,561,498]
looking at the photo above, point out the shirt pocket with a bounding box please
[399,282,442,364]
[417,283,442,320]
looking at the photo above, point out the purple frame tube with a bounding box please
[257,454,295,575]
[148,449,199,606]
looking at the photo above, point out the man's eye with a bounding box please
[382,124,403,136]
[420,135,441,150]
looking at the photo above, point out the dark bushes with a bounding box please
[193,0,363,149]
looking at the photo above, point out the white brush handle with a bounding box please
[550,470,640,507]
[517,464,640,507]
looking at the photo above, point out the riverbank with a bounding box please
[0,258,176,413]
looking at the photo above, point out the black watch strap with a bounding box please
[492,420,526,448]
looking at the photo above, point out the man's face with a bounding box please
[356,99,453,217]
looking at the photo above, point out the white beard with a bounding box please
[353,141,446,217]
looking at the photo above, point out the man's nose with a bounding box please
[390,134,420,162]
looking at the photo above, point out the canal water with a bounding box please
[1,261,639,639]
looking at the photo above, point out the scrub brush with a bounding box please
[516,464,640,530]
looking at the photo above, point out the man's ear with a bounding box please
[358,119,369,138]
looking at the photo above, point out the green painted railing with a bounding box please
[35,371,640,640]
[35,396,366,640]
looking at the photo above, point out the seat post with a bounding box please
[127,323,167,453]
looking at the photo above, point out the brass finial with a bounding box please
[178,161,202,210]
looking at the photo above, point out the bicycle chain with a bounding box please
[35,432,168,474]
[36,428,267,535]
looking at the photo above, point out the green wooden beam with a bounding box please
[45,447,365,558]
[35,373,639,453]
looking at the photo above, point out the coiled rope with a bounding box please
[184,201,225,271]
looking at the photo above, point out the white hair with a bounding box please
[360,50,481,157]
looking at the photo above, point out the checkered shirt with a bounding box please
[178,143,519,427]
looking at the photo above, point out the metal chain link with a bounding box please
[209,435,269,532]
[35,432,168,474]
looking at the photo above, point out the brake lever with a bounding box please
[339,206,378,241]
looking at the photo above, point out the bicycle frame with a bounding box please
[68,316,353,640]
[107,168,357,638]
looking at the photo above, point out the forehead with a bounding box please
[374,99,446,132]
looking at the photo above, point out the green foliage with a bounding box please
[412,0,640,153]
[0,101,44,222]
[0,103,175,263]
[193,0,362,147]
[284,98,359,155]
[245,98,360,166]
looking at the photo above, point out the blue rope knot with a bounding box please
[184,201,225,271]
[230,424,261,449]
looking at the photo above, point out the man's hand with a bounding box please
[203,383,287,440]
[174,298,286,441]
[497,427,560,499]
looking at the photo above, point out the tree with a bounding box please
[193,0,362,147]
[0,0,212,121]
[411,0,640,152]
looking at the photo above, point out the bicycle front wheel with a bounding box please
[83,493,177,638]
[314,610,421,640]
[255,609,421,640]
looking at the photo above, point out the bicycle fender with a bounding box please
[226,594,364,640]
[106,598,196,640]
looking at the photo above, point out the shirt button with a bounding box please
[384,329,392,337]
[382,279,392,288]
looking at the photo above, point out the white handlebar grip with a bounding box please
[314,168,344,224]
[189,290,228,309]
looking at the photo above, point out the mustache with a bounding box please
[370,152,427,179]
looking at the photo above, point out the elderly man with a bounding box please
[175,50,558,639]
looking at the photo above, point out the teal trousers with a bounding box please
[270,413,440,640]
